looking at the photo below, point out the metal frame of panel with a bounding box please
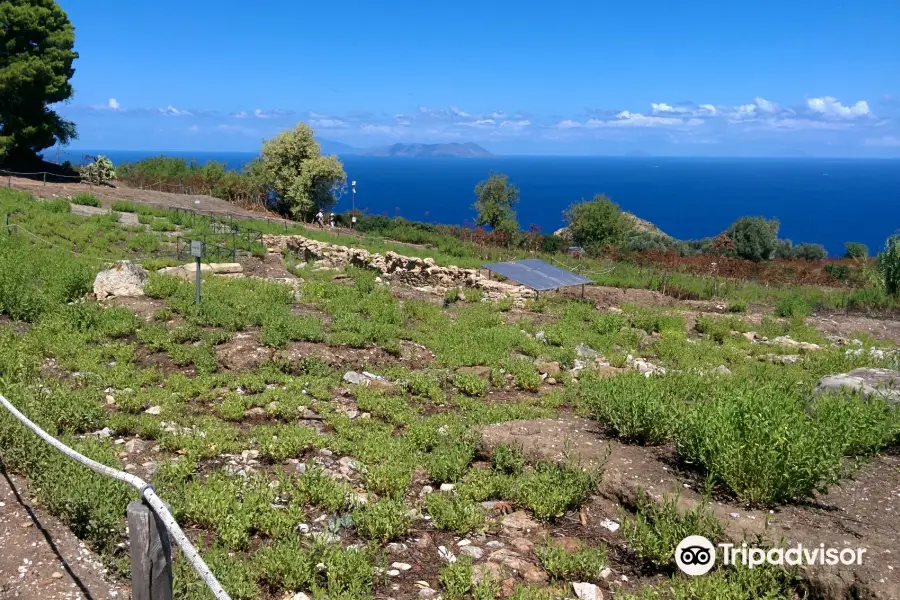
[481,258,593,291]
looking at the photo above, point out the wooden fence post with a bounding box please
[127,500,173,600]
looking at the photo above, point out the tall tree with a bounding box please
[473,172,519,234]
[564,194,632,255]
[255,123,346,219]
[0,0,78,163]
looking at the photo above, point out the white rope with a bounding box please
[0,393,232,600]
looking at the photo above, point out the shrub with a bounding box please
[774,294,811,319]
[582,372,685,444]
[844,242,869,259]
[72,193,100,207]
[80,155,116,185]
[564,194,633,255]
[111,200,139,213]
[352,497,412,542]
[725,216,779,262]
[726,299,748,313]
[877,234,900,297]
[790,243,827,261]
[676,380,844,506]
[621,490,724,567]
[424,492,486,533]
[509,463,599,521]
[534,537,608,582]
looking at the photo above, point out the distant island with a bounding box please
[315,139,492,158]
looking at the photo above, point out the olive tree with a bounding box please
[726,216,780,262]
[473,172,519,234]
[256,123,346,219]
[0,0,78,163]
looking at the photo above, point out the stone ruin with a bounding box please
[263,234,534,303]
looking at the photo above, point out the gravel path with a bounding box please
[0,468,130,600]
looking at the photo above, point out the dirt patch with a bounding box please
[280,340,434,372]
[0,466,130,600]
[808,314,900,345]
[240,253,297,280]
[216,332,274,372]
[0,315,30,335]
[104,295,165,322]
[479,417,900,600]
[572,286,677,309]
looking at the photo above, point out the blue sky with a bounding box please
[56,0,900,156]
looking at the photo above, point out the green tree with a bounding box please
[473,172,519,234]
[844,242,869,260]
[255,123,346,219]
[564,194,632,255]
[0,0,78,163]
[790,243,827,261]
[725,216,779,262]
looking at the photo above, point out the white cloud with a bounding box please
[754,97,777,113]
[498,119,530,129]
[360,124,397,134]
[309,118,348,129]
[490,110,508,119]
[698,104,717,116]
[159,105,191,116]
[651,102,676,113]
[107,98,120,110]
[449,106,471,118]
[555,119,582,129]
[461,119,496,128]
[807,96,870,119]
[232,111,248,118]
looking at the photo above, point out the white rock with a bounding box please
[572,582,602,600]
[460,545,484,559]
[392,562,412,571]
[438,546,457,563]
[93,261,148,299]
[599,518,620,532]
[439,483,455,492]
[144,406,161,415]
[291,593,311,600]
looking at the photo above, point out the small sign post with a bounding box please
[190,240,203,305]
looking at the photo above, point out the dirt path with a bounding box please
[0,467,129,600]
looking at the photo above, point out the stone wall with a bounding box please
[263,234,533,302]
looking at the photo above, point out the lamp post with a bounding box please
[351,180,357,229]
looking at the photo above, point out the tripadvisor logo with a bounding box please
[675,536,867,576]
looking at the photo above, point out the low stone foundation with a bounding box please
[263,234,533,302]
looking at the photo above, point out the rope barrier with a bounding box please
[0,168,81,179]
[0,392,232,600]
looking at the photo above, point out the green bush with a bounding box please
[774,294,811,319]
[535,536,608,582]
[877,234,900,297]
[790,243,827,261]
[352,497,412,542]
[423,492,486,533]
[111,200,139,213]
[726,216,779,262]
[564,194,633,255]
[80,155,116,185]
[72,193,101,207]
[844,242,869,259]
[621,490,724,567]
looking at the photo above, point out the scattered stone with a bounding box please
[91,427,112,438]
[290,593,311,600]
[713,365,732,376]
[343,371,370,385]
[742,331,759,342]
[576,343,599,359]
[51,572,64,579]
[439,483,455,492]
[438,546,457,563]
[392,562,412,571]
[93,261,149,299]
[244,407,266,418]
[460,545,484,559]
[456,366,492,380]
[144,406,161,415]
[599,518,620,532]
[765,354,802,364]
[510,537,533,553]
[472,562,504,586]
[457,539,471,546]
[387,569,401,577]
[421,485,434,495]
[599,567,612,579]
[123,439,145,454]
[626,354,666,376]
[572,582,603,600]
[386,543,408,554]
[534,361,561,376]
[813,368,900,405]
[418,588,438,599]
[501,511,541,532]
[546,377,557,385]
[772,336,821,352]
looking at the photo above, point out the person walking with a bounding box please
[314,209,324,228]
[329,213,336,229]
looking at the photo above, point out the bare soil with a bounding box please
[0,465,130,600]
[479,417,900,600]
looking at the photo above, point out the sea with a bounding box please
[52,149,900,257]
